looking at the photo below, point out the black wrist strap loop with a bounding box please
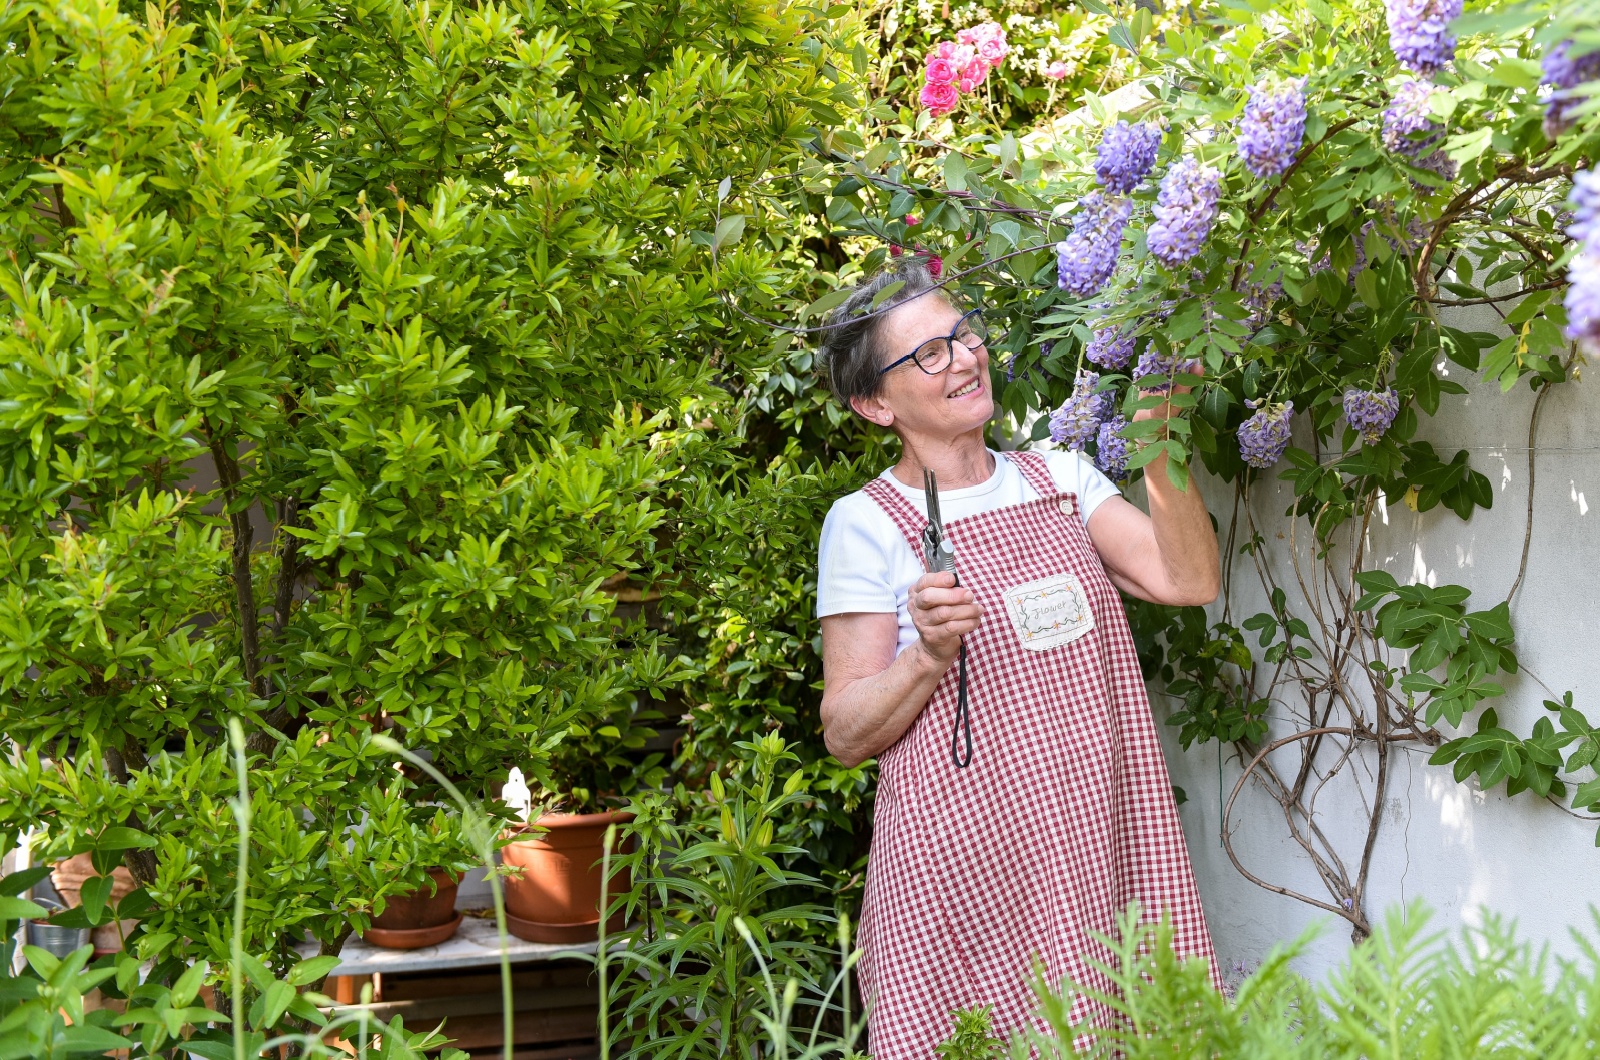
[951,640,972,769]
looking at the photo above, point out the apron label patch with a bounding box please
[1002,572,1094,651]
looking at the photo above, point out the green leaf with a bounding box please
[711,214,745,253]
[78,874,113,926]
[0,895,48,920]
[0,867,52,897]
[93,827,158,852]
[171,959,210,1008]
[286,954,342,987]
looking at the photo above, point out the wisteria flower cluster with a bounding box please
[1238,400,1295,468]
[1382,79,1443,156]
[1132,348,1201,394]
[920,22,1008,117]
[1085,323,1136,370]
[1095,416,1131,479]
[1048,370,1111,450]
[1542,40,1600,138]
[1342,388,1401,443]
[1094,122,1163,193]
[1385,0,1462,76]
[1565,171,1600,353]
[1147,157,1223,267]
[1238,80,1307,179]
[1056,192,1133,297]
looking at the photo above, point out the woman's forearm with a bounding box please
[1142,450,1221,604]
[821,640,953,768]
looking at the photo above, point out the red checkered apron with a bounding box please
[855,451,1217,1057]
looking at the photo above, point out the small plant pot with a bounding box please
[501,810,632,944]
[28,918,91,959]
[51,854,139,955]
[363,868,463,950]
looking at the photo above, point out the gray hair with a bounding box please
[818,258,947,413]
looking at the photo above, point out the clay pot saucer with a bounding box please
[502,908,624,945]
[363,911,463,950]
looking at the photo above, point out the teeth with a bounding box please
[949,380,979,397]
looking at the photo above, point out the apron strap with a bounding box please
[1001,450,1078,517]
[861,476,930,561]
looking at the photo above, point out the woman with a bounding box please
[816,259,1219,1056]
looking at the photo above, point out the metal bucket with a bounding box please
[26,898,91,959]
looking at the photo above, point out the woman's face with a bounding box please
[852,297,994,441]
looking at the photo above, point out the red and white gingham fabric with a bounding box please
[855,451,1218,1057]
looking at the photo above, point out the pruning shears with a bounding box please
[923,469,973,769]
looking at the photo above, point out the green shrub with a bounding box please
[0,0,861,997]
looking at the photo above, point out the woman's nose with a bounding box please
[950,336,983,373]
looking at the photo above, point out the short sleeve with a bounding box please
[1041,449,1123,524]
[816,493,900,618]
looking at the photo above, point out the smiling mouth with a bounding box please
[948,379,981,398]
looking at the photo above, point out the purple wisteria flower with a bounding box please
[1410,148,1458,187]
[1543,40,1600,137]
[1382,79,1443,156]
[1385,0,1462,76]
[1056,192,1133,297]
[1238,80,1307,179]
[1237,400,1294,468]
[1132,349,1201,393]
[1568,169,1600,246]
[1048,370,1111,450]
[1342,387,1401,443]
[1566,172,1600,350]
[1095,415,1130,479]
[1094,121,1163,193]
[1148,157,1223,267]
[1244,279,1284,330]
[1086,324,1136,370]
[1565,249,1600,351]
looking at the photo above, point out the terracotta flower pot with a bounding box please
[51,854,138,956]
[501,810,632,943]
[364,868,463,950]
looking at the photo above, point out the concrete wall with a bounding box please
[1142,303,1600,980]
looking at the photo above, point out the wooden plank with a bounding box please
[431,1007,598,1050]
[332,987,595,1024]
[381,964,593,1001]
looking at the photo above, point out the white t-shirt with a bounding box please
[815,448,1122,655]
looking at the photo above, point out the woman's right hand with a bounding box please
[909,571,984,664]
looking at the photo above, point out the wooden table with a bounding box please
[312,914,604,1058]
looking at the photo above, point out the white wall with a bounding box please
[1146,304,1600,980]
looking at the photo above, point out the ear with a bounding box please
[849,391,896,429]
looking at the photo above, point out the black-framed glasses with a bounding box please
[878,308,991,376]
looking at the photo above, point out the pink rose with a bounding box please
[920,79,959,115]
[927,254,944,279]
[889,244,903,257]
[905,215,919,226]
[925,56,957,84]
[960,57,989,86]
[956,27,980,45]
[951,43,977,68]
[931,41,956,60]
[958,77,976,94]
[977,34,1008,65]
[1044,61,1069,80]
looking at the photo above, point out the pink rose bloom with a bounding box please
[977,33,1008,65]
[956,26,980,45]
[925,56,957,84]
[920,79,959,115]
[958,77,976,94]
[927,254,944,279]
[960,57,989,86]
[931,41,956,61]
[905,215,919,225]
[951,43,977,68]
[1044,61,1069,80]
